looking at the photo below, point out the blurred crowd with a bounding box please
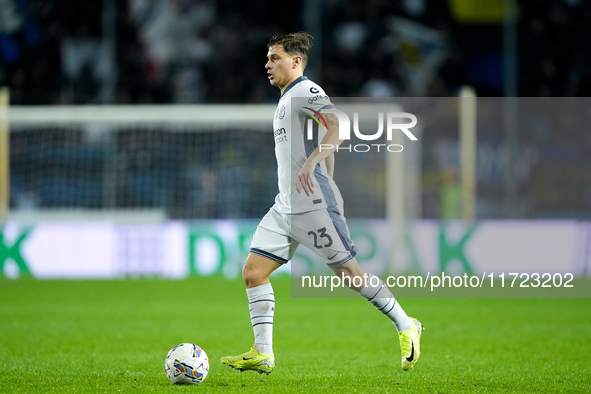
[1,0,591,104]
[3,0,591,219]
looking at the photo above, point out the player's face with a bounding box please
[266,45,299,91]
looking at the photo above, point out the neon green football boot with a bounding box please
[221,347,275,375]
[399,317,424,371]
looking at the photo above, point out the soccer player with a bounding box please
[221,32,423,375]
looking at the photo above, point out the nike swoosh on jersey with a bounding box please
[327,252,339,260]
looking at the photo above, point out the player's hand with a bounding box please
[295,162,316,196]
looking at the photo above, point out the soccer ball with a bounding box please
[164,343,209,385]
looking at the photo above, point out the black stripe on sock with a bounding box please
[382,302,396,315]
[249,299,275,304]
[252,322,274,328]
[376,298,393,311]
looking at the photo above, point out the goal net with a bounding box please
[7,105,279,220]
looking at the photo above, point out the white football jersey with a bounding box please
[271,76,344,214]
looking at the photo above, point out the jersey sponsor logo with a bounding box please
[309,87,319,94]
[274,127,288,143]
[308,94,329,104]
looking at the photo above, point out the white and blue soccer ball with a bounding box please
[164,343,209,385]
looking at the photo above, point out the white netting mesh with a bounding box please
[8,105,280,219]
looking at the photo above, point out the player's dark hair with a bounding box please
[268,31,314,69]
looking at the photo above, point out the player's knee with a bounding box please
[331,261,367,292]
[242,263,263,287]
[242,264,254,285]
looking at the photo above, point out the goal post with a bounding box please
[7,104,276,127]
[386,111,423,276]
[0,87,8,221]
[459,85,477,220]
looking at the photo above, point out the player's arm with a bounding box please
[295,112,343,196]
[325,152,335,178]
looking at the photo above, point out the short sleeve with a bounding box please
[296,83,335,117]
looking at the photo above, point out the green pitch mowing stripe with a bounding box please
[1,276,590,393]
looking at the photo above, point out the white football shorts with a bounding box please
[250,205,358,267]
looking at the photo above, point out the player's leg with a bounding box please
[330,257,412,332]
[331,257,424,371]
[293,207,410,328]
[293,206,424,370]
[221,208,296,374]
[242,252,281,356]
[242,251,282,288]
[221,252,280,374]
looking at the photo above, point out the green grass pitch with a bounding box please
[1,276,590,393]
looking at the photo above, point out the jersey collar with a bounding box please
[281,76,308,98]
